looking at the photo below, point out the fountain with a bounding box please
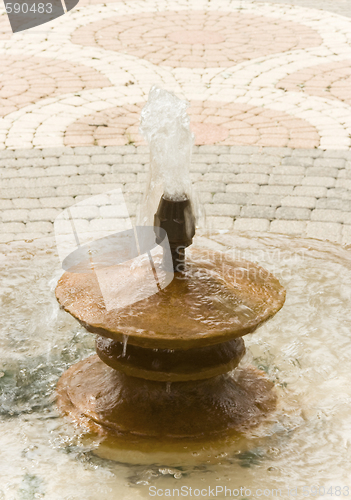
[54,87,286,463]
[2,227,351,494]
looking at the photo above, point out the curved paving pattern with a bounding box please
[1,0,351,246]
[64,103,144,147]
[64,100,320,148]
[277,60,351,105]
[0,1,350,149]
[0,56,112,116]
[71,11,322,69]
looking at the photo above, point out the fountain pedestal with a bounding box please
[55,248,285,445]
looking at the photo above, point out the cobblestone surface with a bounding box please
[0,145,350,246]
[1,0,351,246]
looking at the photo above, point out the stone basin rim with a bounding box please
[55,248,286,350]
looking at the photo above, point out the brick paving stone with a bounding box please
[60,155,90,166]
[342,213,351,225]
[241,165,272,174]
[74,147,106,155]
[337,170,351,180]
[293,186,328,197]
[0,200,14,209]
[91,184,124,195]
[336,179,351,190]
[217,154,249,164]
[250,195,283,207]
[1,210,29,222]
[0,222,26,233]
[203,173,237,183]
[306,167,339,178]
[200,146,231,154]
[13,199,41,209]
[230,146,261,155]
[270,220,307,234]
[269,175,304,186]
[78,164,111,175]
[205,204,240,216]
[56,185,92,196]
[306,222,342,243]
[276,207,311,220]
[241,206,276,219]
[213,193,251,205]
[198,192,213,204]
[40,197,75,208]
[302,177,335,188]
[311,209,344,223]
[210,163,241,174]
[206,217,234,231]
[314,158,346,169]
[25,222,53,233]
[103,174,137,183]
[43,148,74,157]
[281,196,316,208]
[235,173,269,184]
[272,166,305,176]
[123,154,149,164]
[260,185,295,195]
[282,157,314,167]
[194,181,226,192]
[342,225,351,246]
[0,234,15,243]
[316,198,351,210]
[234,218,270,232]
[112,164,145,173]
[227,184,260,193]
[250,155,282,166]
[28,209,60,222]
[292,149,323,158]
[192,155,219,164]
[327,189,351,200]
[323,150,351,159]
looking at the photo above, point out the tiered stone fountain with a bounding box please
[55,88,286,460]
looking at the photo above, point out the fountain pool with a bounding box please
[0,231,350,499]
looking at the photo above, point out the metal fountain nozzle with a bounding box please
[154,195,196,272]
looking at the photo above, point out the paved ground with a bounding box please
[1,0,351,245]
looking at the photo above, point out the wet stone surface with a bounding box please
[55,247,286,349]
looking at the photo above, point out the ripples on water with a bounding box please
[0,233,350,499]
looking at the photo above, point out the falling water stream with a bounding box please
[122,335,128,358]
[0,232,351,499]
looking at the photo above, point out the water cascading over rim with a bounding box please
[55,87,286,461]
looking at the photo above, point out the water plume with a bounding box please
[138,86,201,226]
